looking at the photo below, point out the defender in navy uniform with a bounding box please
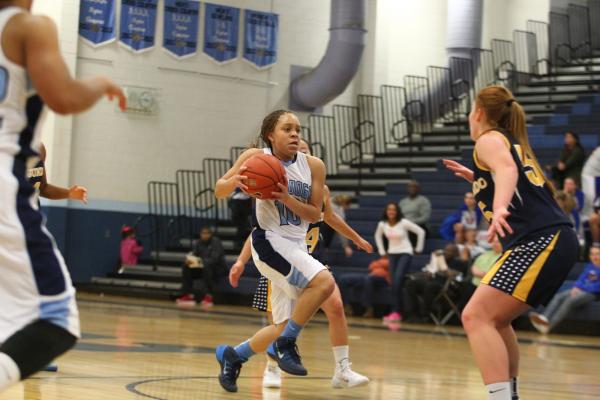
[444,86,578,400]
[229,138,372,389]
[23,95,87,204]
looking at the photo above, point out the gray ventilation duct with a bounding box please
[446,0,483,60]
[289,0,366,111]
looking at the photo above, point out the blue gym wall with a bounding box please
[44,206,148,284]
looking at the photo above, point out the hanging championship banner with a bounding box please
[120,0,158,53]
[243,10,278,69]
[163,0,200,59]
[79,0,116,47]
[203,3,240,64]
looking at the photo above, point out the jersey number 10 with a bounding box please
[276,201,301,226]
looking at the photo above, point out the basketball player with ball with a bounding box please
[214,110,335,392]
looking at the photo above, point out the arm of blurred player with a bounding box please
[22,14,125,114]
[37,144,88,203]
[229,236,252,288]
[322,186,373,253]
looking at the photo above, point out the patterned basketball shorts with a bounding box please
[252,276,270,312]
[480,225,578,307]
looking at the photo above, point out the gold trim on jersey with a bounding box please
[472,149,491,172]
[512,231,560,302]
[480,249,513,285]
[473,130,512,172]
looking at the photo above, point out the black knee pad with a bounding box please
[0,320,77,379]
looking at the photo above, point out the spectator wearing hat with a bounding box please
[119,226,143,273]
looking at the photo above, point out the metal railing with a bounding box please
[404,75,432,141]
[527,20,551,76]
[590,0,600,51]
[202,158,231,222]
[140,3,600,266]
[147,181,180,266]
[569,4,592,60]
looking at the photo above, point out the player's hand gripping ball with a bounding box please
[241,153,288,200]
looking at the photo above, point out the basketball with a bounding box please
[241,153,287,200]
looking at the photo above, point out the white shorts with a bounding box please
[251,228,327,324]
[0,155,80,343]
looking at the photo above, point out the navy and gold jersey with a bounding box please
[472,129,571,250]
[26,159,45,190]
[306,220,324,262]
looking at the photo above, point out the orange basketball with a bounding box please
[241,153,287,200]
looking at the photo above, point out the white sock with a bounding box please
[332,345,349,367]
[511,377,519,400]
[265,356,277,369]
[486,382,511,400]
[0,353,20,393]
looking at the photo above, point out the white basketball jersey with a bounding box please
[0,7,29,158]
[254,148,312,240]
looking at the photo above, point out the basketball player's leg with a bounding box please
[461,285,529,399]
[0,259,79,392]
[0,194,80,392]
[289,269,335,325]
[320,285,347,347]
[320,284,369,388]
[215,284,291,392]
[0,320,76,392]
[498,325,519,381]
[251,231,334,375]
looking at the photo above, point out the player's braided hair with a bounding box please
[249,109,292,149]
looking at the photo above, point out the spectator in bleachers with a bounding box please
[399,180,432,247]
[439,192,483,242]
[360,256,391,317]
[229,188,252,248]
[582,146,600,246]
[457,237,503,310]
[176,226,227,309]
[119,225,143,274]
[529,245,600,334]
[375,202,425,322]
[461,228,485,261]
[554,190,582,245]
[580,146,600,218]
[563,177,585,213]
[546,131,585,188]
[403,243,469,322]
[329,194,355,257]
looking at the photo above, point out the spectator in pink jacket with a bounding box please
[119,226,143,273]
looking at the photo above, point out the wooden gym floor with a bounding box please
[1,293,598,400]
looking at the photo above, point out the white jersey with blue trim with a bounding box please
[0,7,29,158]
[254,147,312,240]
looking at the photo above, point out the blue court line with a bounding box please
[78,299,600,352]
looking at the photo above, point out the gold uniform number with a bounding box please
[514,144,545,187]
[306,227,320,254]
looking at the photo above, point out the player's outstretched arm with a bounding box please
[215,148,261,199]
[322,187,373,253]
[23,15,125,114]
[36,145,87,203]
[442,159,474,183]
[229,236,252,288]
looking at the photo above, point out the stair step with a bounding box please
[91,276,181,290]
